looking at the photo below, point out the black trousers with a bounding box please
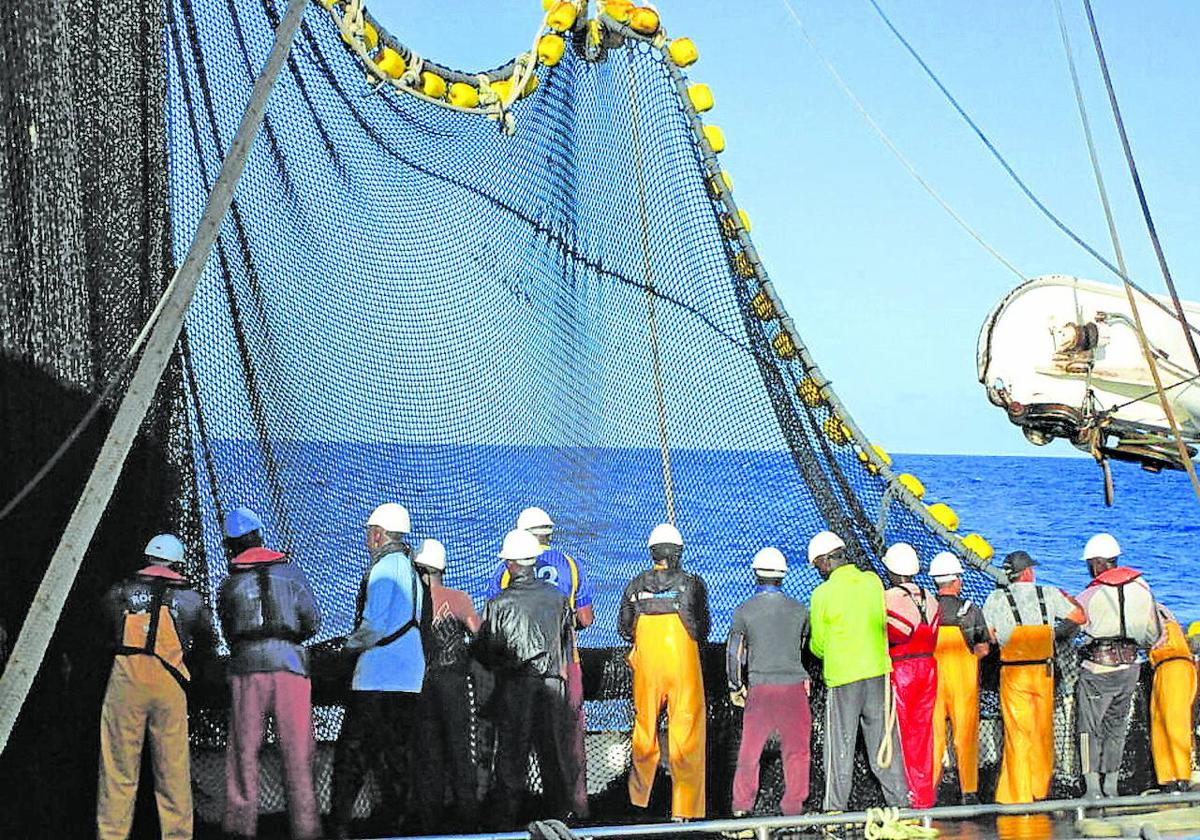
[491,675,575,829]
[413,669,479,832]
[331,690,419,829]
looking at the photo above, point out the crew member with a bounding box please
[807,531,908,812]
[331,503,427,837]
[486,506,594,817]
[218,507,322,840]
[726,547,811,817]
[981,550,1084,804]
[1149,604,1196,792]
[1076,533,1160,798]
[413,538,482,832]
[97,533,214,840]
[619,523,709,820]
[882,543,941,809]
[928,552,989,805]
[474,529,575,828]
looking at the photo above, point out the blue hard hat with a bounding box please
[224,506,264,539]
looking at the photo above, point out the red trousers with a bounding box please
[732,683,811,815]
[565,659,589,817]
[224,672,320,839]
[892,655,938,808]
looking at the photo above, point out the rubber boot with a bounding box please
[961,792,980,806]
[1084,772,1103,799]
[1102,773,1120,798]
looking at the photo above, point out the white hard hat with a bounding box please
[807,530,846,563]
[1083,532,1121,561]
[928,551,964,580]
[750,546,788,577]
[414,538,446,571]
[499,529,543,564]
[145,533,184,565]
[883,543,920,576]
[647,523,683,548]
[516,506,554,535]
[366,503,411,534]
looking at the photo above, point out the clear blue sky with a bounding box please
[368,0,1199,456]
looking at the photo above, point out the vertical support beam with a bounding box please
[0,0,311,753]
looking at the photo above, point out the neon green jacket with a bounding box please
[809,563,891,687]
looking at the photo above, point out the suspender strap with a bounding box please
[1117,583,1128,639]
[1036,586,1048,626]
[375,563,422,648]
[1000,658,1053,668]
[256,566,279,636]
[115,579,189,691]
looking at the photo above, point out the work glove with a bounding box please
[729,686,747,708]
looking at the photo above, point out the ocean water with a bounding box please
[892,453,1199,626]
[201,442,1199,643]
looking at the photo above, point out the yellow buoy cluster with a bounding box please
[889,467,994,563]
[321,0,574,113]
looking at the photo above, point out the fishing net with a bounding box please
[0,0,1175,832]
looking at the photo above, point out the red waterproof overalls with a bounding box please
[887,585,940,809]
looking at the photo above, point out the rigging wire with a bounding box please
[1080,0,1200,378]
[862,0,1200,342]
[1052,0,1200,499]
[775,0,1028,283]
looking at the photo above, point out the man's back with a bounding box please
[809,564,889,687]
[218,548,321,677]
[349,549,426,691]
[728,589,809,687]
[1078,567,1159,649]
[618,567,709,643]
[982,581,1074,647]
[476,574,570,678]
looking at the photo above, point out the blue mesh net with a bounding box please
[166,0,990,655]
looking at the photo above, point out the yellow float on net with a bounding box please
[897,473,925,499]
[732,252,755,279]
[703,124,725,153]
[961,533,994,562]
[857,444,891,474]
[603,0,634,22]
[542,0,556,9]
[448,82,480,109]
[668,37,699,67]
[927,503,960,532]
[823,416,852,446]
[490,78,513,102]
[538,33,566,66]
[750,289,775,320]
[629,6,660,34]
[688,83,714,113]
[772,331,797,360]
[797,377,825,407]
[705,170,732,200]
[374,47,406,79]
[421,71,447,99]
[547,1,577,32]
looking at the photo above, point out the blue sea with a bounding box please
[200,443,1200,644]
[891,453,1199,625]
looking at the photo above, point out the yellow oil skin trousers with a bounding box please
[995,624,1055,805]
[98,606,193,840]
[628,612,706,819]
[1150,620,1197,786]
[932,625,980,795]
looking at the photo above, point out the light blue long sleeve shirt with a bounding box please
[346,550,425,692]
